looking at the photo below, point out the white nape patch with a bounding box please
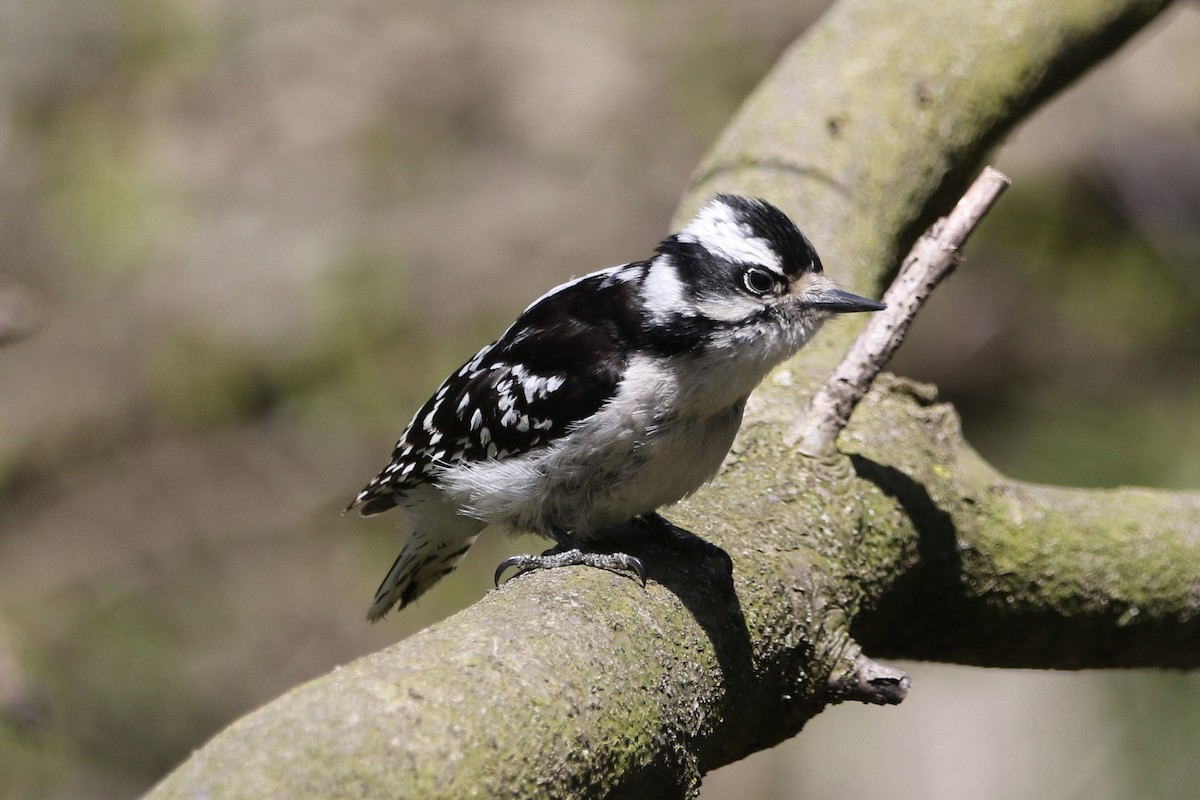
[680,199,782,273]
[642,256,686,322]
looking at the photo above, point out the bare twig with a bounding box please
[791,167,1011,456]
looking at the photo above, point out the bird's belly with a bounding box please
[438,348,756,537]
[596,405,743,523]
[437,400,745,536]
[510,398,744,535]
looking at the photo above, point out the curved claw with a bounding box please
[611,552,647,587]
[494,554,531,588]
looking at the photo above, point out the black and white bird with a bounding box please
[348,194,884,620]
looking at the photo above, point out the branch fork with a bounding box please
[786,167,1010,710]
[791,167,1011,456]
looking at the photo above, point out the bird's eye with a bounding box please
[742,267,778,296]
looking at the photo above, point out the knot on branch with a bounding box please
[829,644,911,706]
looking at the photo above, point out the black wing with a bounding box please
[348,264,648,516]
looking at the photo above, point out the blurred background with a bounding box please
[0,1,1198,798]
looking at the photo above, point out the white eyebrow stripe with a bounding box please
[678,200,783,272]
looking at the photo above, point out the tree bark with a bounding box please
[146,1,1196,798]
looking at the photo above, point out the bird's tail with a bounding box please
[367,516,485,621]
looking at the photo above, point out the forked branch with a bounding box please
[793,167,1011,456]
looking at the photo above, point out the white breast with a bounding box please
[438,354,754,537]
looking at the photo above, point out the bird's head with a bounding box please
[645,194,884,357]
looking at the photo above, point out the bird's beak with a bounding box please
[809,284,886,313]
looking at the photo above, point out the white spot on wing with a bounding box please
[523,377,544,403]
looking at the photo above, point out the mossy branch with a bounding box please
[147,0,1194,798]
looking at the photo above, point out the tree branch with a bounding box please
[146,379,1200,800]
[146,0,1191,798]
[793,166,1010,456]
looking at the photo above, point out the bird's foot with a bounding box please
[494,546,647,588]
